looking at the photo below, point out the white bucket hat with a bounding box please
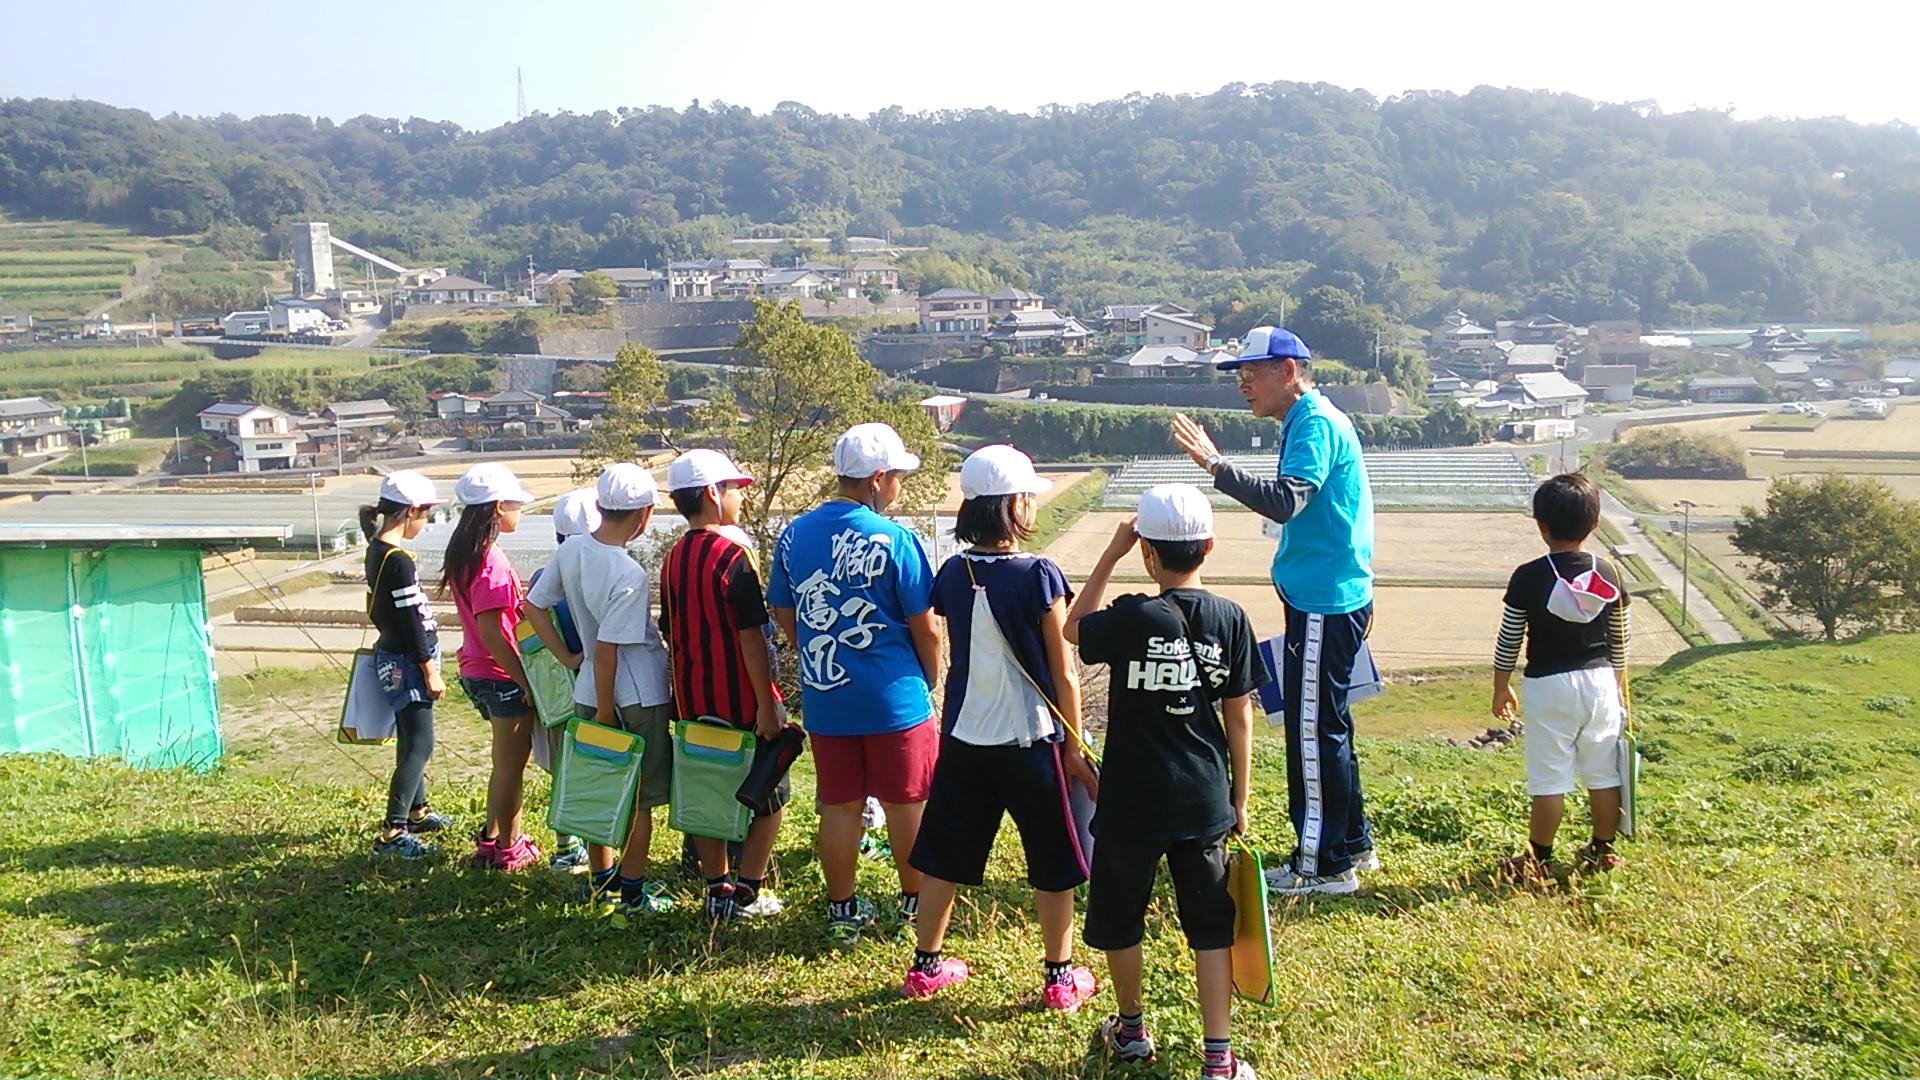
[960,444,1052,500]
[667,448,753,491]
[834,423,921,478]
[596,462,658,511]
[1134,483,1214,542]
[378,469,446,508]
[453,462,535,506]
[551,487,603,536]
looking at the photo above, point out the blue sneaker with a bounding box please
[373,833,433,860]
[405,809,452,834]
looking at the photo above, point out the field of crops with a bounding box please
[0,218,166,318]
[0,346,397,405]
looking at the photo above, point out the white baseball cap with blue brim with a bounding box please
[1215,325,1312,370]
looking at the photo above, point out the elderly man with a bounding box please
[1171,326,1378,896]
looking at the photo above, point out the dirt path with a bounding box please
[85,251,181,320]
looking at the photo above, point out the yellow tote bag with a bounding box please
[1226,838,1276,1006]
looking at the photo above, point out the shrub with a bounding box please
[1605,426,1746,479]
[1732,735,1858,782]
[1865,695,1912,714]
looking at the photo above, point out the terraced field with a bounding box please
[0,218,170,318]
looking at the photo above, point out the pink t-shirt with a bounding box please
[452,544,523,681]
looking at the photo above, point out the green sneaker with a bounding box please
[613,879,675,916]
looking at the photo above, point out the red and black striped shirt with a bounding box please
[659,527,775,727]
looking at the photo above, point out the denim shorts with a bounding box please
[375,649,437,710]
[460,676,533,720]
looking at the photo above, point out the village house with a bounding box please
[1429,310,1498,358]
[407,274,508,305]
[0,303,32,340]
[1497,343,1561,374]
[477,389,572,435]
[596,267,664,300]
[1589,319,1653,370]
[847,260,901,292]
[1688,376,1766,403]
[196,402,297,472]
[270,298,332,335]
[663,262,716,300]
[430,391,492,421]
[0,396,73,458]
[982,308,1094,355]
[987,288,1045,318]
[1098,303,1194,346]
[221,309,272,336]
[760,268,829,300]
[324,399,399,431]
[1497,313,1573,345]
[529,270,583,304]
[1481,371,1589,418]
[918,288,990,334]
[1581,364,1638,403]
[1105,345,1209,378]
[1739,325,1821,359]
[1142,310,1213,349]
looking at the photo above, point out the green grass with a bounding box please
[37,445,164,477]
[1644,588,1716,648]
[1026,470,1110,552]
[1638,523,1778,642]
[4,639,1920,1075]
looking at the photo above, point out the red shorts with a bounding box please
[811,719,940,806]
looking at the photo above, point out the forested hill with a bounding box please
[6,83,1920,328]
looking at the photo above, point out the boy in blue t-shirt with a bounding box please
[768,423,942,941]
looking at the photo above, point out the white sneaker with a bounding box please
[1352,848,1381,874]
[1264,864,1359,896]
[735,891,786,918]
[1199,1054,1259,1080]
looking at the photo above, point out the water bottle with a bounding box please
[735,723,807,815]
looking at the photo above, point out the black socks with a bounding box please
[1531,841,1553,863]
[1044,959,1073,986]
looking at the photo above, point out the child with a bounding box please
[1066,484,1261,1080]
[1492,472,1631,879]
[361,470,451,859]
[531,485,602,874]
[902,444,1100,1012]
[527,463,676,915]
[443,462,543,872]
[658,449,789,920]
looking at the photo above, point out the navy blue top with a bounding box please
[930,551,1071,741]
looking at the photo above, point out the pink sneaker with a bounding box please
[472,834,502,870]
[900,958,971,1000]
[495,834,542,872]
[1041,966,1098,1012]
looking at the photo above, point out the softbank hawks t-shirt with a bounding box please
[1076,588,1260,842]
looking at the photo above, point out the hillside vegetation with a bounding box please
[1,638,1916,1077]
[4,87,1920,334]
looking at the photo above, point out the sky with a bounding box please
[5,0,1917,130]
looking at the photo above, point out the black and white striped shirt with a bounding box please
[1493,552,1629,677]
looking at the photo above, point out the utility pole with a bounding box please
[517,67,527,121]
[79,432,90,479]
[1677,499,1696,628]
[311,472,324,561]
[335,428,345,477]
[173,426,182,467]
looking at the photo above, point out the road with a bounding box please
[1599,488,1741,645]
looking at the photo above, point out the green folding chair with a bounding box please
[548,717,643,848]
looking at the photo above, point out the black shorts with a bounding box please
[908,736,1089,892]
[1083,832,1235,952]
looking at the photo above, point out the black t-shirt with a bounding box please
[1502,552,1628,678]
[366,539,438,663]
[1077,588,1261,842]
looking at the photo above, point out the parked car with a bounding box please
[1883,388,1902,398]
[1781,402,1810,414]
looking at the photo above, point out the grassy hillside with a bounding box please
[0,345,400,406]
[2,639,1917,1077]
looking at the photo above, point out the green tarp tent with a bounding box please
[0,524,289,770]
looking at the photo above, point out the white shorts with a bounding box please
[1520,667,1624,796]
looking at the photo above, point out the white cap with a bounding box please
[959,444,1053,500]
[551,487,602,536]
[833,423,921,478]
[378,469,445,508]
[596,462,658,511]
[668,448,753,491]
[1134,483,1214,542]
[453,462,535,506]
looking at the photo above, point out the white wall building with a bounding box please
[197,402,297,472]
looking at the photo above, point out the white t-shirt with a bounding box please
[527,535,672,709]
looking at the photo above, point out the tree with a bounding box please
[427,321,475,354]
[705,300,947,548]
[574,342,670,483]
[571,271,618,313]
[1290,285,1385,366]
[544,278,576,310]
[1732,473,1920,640]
